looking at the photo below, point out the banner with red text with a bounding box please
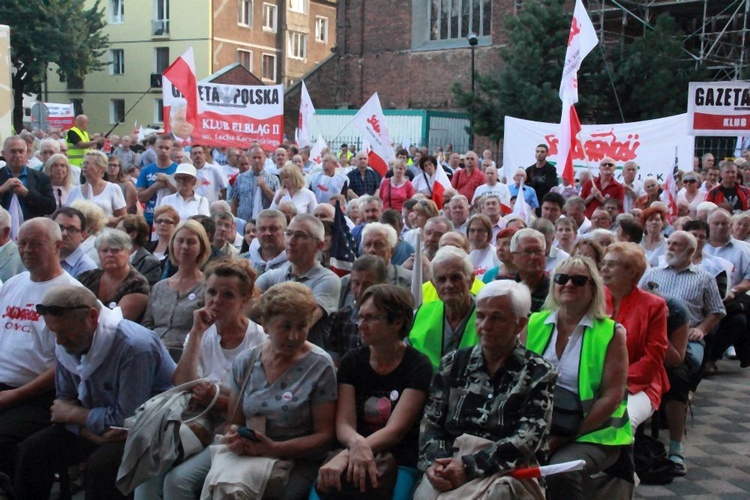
[503,114,695,183]
[687,81,750,136]
[45,103,75,130]
[163,79,284,151]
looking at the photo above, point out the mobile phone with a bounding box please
[237,426,259,441]
[108,426,129,432]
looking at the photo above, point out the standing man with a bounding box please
[246,209,288,274]
[451,151,486,201]
[471,166,511,207]
[66,115,104,168]
[621,161,644,213]
[112,136,138,173]
[481,195,507,244]
[450,195,470,234]
[706,161,750,213]
[540,192,565,225]
[13,286,175,499]
[190,145,227,204]
[53,208,97,278]
[0,218,83,479]
[310,154,349,203]
[346,151,382,198]
[230,146,280,221]
[526,144,558,215]
[580,155,625,218]
[0,136,57,235]
[136,135,178,226]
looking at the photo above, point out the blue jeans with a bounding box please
[134,446,211,500]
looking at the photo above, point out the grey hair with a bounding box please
[360,195,383,208]
[361,222,397,249]
[510,228,546,252]
[450,195,469,207]
[708,207,731,223]
[42,285,100,311]
[94,228,133,252]
[696,201,718,218]
[20,217,62,243]
[291,213,325,241]
[564,196,586,211]
[38,138,61,154]
[425,216,455,232]
[257,209,288,228]
[476,280,532,320]
[670,230,698,253]
[430,245,473,280]
[209,200,233,216]
[531,218,554,237]
[0,206,10,230]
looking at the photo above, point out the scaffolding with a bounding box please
[586,0,750,80]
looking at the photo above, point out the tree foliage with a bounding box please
[454,0,707,138]
[1,0,109,130]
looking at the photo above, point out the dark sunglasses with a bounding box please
[644,281,660,291]
[35,304,90,317]
[554,273,590,286]
[684,179,698,183]
[600,162,615,167]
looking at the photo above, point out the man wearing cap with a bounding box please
[0,218,83,479]
[157,163,210,221]
[580,155,625,218]
[13,285,175,499]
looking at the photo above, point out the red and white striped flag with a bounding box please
[558,0,598,186]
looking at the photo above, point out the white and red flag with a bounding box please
[352,93,395,177]
[511,182,534,225]
[297,80,315,148]
[431,164,452,209]
[558,0,598,185]
[309,134,327,165]
[660,148,680,221]
[162,47,198,126]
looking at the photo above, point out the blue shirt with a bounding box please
[60,246,98,278]
[508,184,540,209]
[347,168,382,196]
[56,320,176,435]
[230,170,280,221]
[391,239,414,267]
[136,162,178,222]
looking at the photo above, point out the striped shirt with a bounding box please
[639,263,725,327]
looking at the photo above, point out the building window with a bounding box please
[153,0,170,36]
[262,3,277,32]
[430,0,491,41]
[72,99,84,116]
[289,0,305,13]
[154,98,164,123]
[238,0,253,26]
[288,32,307,60]
[155,47,170,73]
[110,49,125,75]
[238,49,252,71]
[67,75,84,90]
[110,0,124,23]
[315,16,328,43]
[110,99,125,124]
[261,53,276,81]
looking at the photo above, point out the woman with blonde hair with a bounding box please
[403,199,439,249]
[44,153,76,208]
[526,255,631,499]
[142,219,212,356]
[70,199,108,264]
[105,154,141,215]
[271,163,317,215]
[146,204,180,263]
[380,159,415,211]
[67,150,127,220]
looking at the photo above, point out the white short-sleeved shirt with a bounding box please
[271,188,318,215]
[195,163,228,204]
[310,173,349,203]
[66,182,126,216]
[157,192,211,223]
[472,183,512,206]
[469,246,499,277]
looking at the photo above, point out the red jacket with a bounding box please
[605,287,669,409]
[706,183,750,211]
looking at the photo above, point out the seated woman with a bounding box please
[67,150,127,222]
[219,282,337,499]
[134,259,267,500]
[271,163,317,215]
[601,242,668,430]
[526,256,631,500]
[467,214,499,277]
[77,228,151,321]
[142,220,211,358]
[146,204,180,263]
[70,199,107,264]
[640,206,669,267]
[572,238,604,267]
[105,154,141,215]
[156,163,210,222]
[116,214,162,287]
[416,280,555,497]
[315,285,432,499]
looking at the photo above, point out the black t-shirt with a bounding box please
[720,186,743,212]
[337,345,433,467]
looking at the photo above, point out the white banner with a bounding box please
[687,81,750,136]
[503,114,695,183]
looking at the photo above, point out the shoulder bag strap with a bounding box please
[228,347,262,424]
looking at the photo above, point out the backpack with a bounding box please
[633,434,674,485]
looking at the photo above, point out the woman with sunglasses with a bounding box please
[676,172,705,217]
[600,243,668,431]
[525,256,631,500]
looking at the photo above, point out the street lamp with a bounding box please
[467,33,478,151]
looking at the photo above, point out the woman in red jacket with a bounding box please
[600,242,669,431]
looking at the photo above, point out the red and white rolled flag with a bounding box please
[510,459,586,479]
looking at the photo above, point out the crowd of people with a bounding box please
[0,119,749,499]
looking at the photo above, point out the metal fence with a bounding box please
[320,135,471,156]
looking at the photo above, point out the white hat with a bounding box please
[174,163,197,178]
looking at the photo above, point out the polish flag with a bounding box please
[309,134,327,165]
[558,0,598,185]
[511,460,586,479]
[431,165,452,209]
[352,93,396,177]
[660,149,680,221]
[511,182,534,225]
[162,47,198,122]
[297,80,315,148]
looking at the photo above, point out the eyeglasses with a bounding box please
[600,162,615,167]
[357,313,387,324]
[35,304,90,316]
[684,179,698,183]
[554,273,590,286]
[58,225,81,234]
[284,230,315,241]
[154,219,175,225]
[644,281,660,291]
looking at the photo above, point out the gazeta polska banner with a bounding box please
[687,81,750,136]
[502,114,695,182]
